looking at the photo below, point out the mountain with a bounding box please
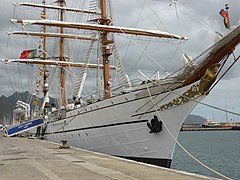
[0,91,57,124]
[184,114,206,125]
[0,91,30,124]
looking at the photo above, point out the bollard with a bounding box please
[59,140,70,149]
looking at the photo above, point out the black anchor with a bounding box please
[147,115,163,133]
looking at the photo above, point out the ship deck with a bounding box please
[0,133,215,180]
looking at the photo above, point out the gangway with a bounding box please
[5,118,44,137]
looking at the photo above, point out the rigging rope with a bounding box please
[9,4,27,101]
[120,0,185,78]
[176,0,218,34]
[207,53,240,95]
[17,60,24,95]
[122,0,147,64]
[26,62,34,103]
[171,1,187,64]
[5,64,21,100]
[129,40,151,77]
[148,52,171,76]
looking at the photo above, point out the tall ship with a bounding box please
[2,1,240,168]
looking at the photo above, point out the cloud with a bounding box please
[0,0,240,121]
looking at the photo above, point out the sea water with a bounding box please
[172,131,240,180]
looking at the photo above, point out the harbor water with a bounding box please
[172,131,240,180]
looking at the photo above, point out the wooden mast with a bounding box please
[100,0,112,99]
[59,0,66,107]
[42,1,48,110]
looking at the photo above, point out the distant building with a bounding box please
[3,114,12,126]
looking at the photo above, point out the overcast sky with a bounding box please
[0,0,240,122]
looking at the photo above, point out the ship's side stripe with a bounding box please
[45,119,148,134]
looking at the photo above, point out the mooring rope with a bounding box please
[145,83,231,180]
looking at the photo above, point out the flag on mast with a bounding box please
[219,4,230,29]
[20,49,37,59]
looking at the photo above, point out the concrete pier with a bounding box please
[181,127,232,131]
[0,135,216,180]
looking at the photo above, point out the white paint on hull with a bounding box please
[44,81,204,164]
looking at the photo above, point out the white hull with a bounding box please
[42,80,204,167]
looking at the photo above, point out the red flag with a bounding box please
[219,9,230,29]
[20,49,37,59]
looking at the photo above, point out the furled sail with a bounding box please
[11,19,188,40]
[7,31,98,40]
[1,59,117,69]
[14,2,100,14]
